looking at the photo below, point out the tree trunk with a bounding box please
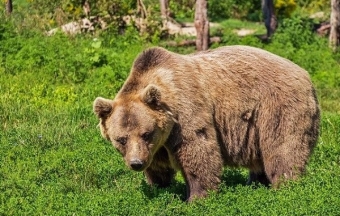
[82,0,90,17]
[137,0,148,19]
[160,0,169,19]
[6,0,13,14]
[329,0,340,51]
[194,0,209,51]
[160,0,170,29]
[262,0,277,38]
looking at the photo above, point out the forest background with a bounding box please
[0,0,339,215]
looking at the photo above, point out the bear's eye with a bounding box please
[115,137,127,145]
[141,131,153,141]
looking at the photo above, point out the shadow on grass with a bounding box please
[221,169,248,187]
[140,168,264,201]
[222,169,271,189]
[141,180,187,201]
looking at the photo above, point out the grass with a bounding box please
[218,18,267,35]
[1,15,340,215]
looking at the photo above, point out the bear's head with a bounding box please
[93,84,175,171]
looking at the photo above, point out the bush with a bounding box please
[209,0,261,21]
[272,15,317,49]
[275,0,297,18]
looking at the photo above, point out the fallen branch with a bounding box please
[46,16,106,36]
[315,22,331,36]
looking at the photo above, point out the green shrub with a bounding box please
[295,0,330,13]
[275,0,297,18]
[209,0,261,21]
[168,0,195,20]
[272,15,316,49]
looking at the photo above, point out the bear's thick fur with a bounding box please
[94,45,320,201]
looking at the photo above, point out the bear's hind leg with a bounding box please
[263,153,306,188]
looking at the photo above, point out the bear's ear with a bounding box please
[141,84,161,107]
[93,97,113,119]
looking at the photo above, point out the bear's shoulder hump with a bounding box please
[133,47,172,72]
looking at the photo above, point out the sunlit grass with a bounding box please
[1,16,340,214]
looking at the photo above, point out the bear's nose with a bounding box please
[130,159,144,171]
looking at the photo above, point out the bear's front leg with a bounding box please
[144,147,175,188]
[176,138,223,202]
[144,166,175,188]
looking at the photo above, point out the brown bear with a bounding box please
[93,45,320,201]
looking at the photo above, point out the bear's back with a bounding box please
[162,45,315,109]
[184,45,311,91]
[119,45,317,114]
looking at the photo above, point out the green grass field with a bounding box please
[1,15,340,215]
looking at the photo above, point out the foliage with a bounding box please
[168,0,195,20]
[165,0,298,22]
[209,0,261,21]
[271,15,316,50]
[275,0,297,18]
[295,0,330,13]
[1,0,327,40]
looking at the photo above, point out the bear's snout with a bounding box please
[129,158,145,171]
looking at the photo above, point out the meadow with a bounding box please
[1,5,340,215]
